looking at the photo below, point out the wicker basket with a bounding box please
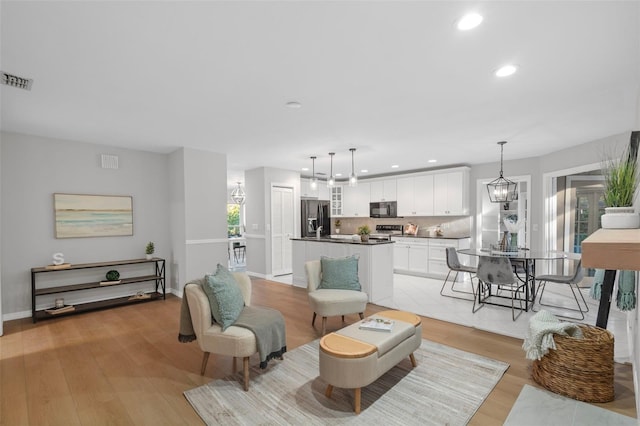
[531,324,614,403]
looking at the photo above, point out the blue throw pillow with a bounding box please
[203,264,245,331]
[318,255,361,291]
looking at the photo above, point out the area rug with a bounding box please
[184,339,509,425]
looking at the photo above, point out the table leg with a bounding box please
[354,387,361,414]
[595,269,617,329]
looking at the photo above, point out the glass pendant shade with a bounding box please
[309,156,318,190]
[231,182,246,204]
[487,141,518,203]
[348,148,358,187]
[327,152,335,188]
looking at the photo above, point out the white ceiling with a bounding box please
[2,1,639,186]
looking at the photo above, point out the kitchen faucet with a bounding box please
[316,226,323,239]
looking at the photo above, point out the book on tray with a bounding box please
[359,317,394,332]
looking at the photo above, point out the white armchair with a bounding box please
[305,259,368,335]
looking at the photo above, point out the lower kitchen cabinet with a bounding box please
[392,237,470,279]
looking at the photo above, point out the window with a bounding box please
[227,204,241,237]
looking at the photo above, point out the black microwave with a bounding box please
[370,201,397,218]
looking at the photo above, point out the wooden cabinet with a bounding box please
[433,170,469,215]
[342,182,370,217]
[30,258,166,323]
[397,175,434,216]
[370,179,397,202]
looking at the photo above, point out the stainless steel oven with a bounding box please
[369,201,397,218]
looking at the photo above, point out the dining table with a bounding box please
[457,248,568,313]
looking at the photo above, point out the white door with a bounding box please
[271,186,294,277]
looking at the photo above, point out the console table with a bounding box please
[581,229,640,328]
[31,257,165,323]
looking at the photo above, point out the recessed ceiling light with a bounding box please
[391,165,399,169]
[335,173,342,177]
[495,64,518,77]
[428,159,437,163]
[286,101,302,108]
[301,167,309,171]
[457,13,483,31]
[360,169,368,173]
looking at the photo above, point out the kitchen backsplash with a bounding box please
[332,216,471,238]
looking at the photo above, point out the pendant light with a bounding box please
[327,152,335,188]
[348,148,358,187]
[486,141,518,203]
[309,156,318,190]
[231,182,246,204]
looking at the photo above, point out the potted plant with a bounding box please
[357,225,371,242]
[145,241,155,260]
[601,144,639,229]
[334,219,341,234]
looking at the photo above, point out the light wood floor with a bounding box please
[1,278,636,425]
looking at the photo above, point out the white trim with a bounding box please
[243,233,266,239]
[3,309,31,321]
[185,238,228,245]
[246,271,267,279]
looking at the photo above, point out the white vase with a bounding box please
[146,254,153,260]
[601,207,640,229]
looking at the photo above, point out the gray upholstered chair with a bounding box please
[184,272,256,390]
[304,259,368,335]
[475,255,527,321]
[534,259,587,320]
[440,247,477,300]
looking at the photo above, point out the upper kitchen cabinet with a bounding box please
[433,168,470,215]
[370,179,397,202]
[300,178,318,198]
[342,182,371,217]
[397,175,434,216]
[330,186,343,217]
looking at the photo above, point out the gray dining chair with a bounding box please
[475,255,527,321]
[533,259,587,320]
[440,247,477,300]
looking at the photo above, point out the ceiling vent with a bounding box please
[1,71,33,90]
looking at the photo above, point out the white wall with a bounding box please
[0,132,171,318]
[0,134,3,334]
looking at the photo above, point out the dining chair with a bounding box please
[475,255,527,321]
[440,247,477,300]
[533,259,587,320]
[233,241,246,262]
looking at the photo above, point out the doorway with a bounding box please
[271,185,294,277]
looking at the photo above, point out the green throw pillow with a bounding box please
[318,255,361,291]
[203,264,245,331]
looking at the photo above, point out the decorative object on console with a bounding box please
[600,139,639,229]
[357,224,371,242]
[53,193,133,238]
[145,241,155,259]
[101,269,122,285]
[231,182,246,205]
[487,141,518,203]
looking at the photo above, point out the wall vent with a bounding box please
[1,71,33,90]
[101,154,119,169]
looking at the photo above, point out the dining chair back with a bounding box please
[440,247,477,300]
[534,259,587,320]
[475,255,526,321]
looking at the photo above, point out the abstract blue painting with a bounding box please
[54,193,133,238]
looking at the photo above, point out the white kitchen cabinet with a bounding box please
[433,170,469,215]
[370,179,397,202]
[397,175,434,216]
[392,237,428,274]
[342,182,370,217]
[317,184,331,201]
[330,186,343,217]
[427,238,471,279]
[300,178,318,198]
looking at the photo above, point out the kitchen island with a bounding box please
[291,237,394,304]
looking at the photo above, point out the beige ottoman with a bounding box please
[319,310,422,414]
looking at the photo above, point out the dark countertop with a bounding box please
[391,235,471,240]
[291,237,395,245]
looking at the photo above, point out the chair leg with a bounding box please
[243,356,250,391]
[322,317,327,335]
[200,352,210,375]
[536,281,588,320]
[341,315,345,322]
[359,312,364,320]
[312,312,317,327]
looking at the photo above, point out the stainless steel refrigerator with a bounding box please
[301,199,330,237]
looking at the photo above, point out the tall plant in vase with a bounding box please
[601,143,639,229]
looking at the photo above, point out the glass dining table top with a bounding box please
[457,248,568,261]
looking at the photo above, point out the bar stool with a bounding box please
[233,241,246,262]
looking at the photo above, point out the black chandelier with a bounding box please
[486,141,518,203]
